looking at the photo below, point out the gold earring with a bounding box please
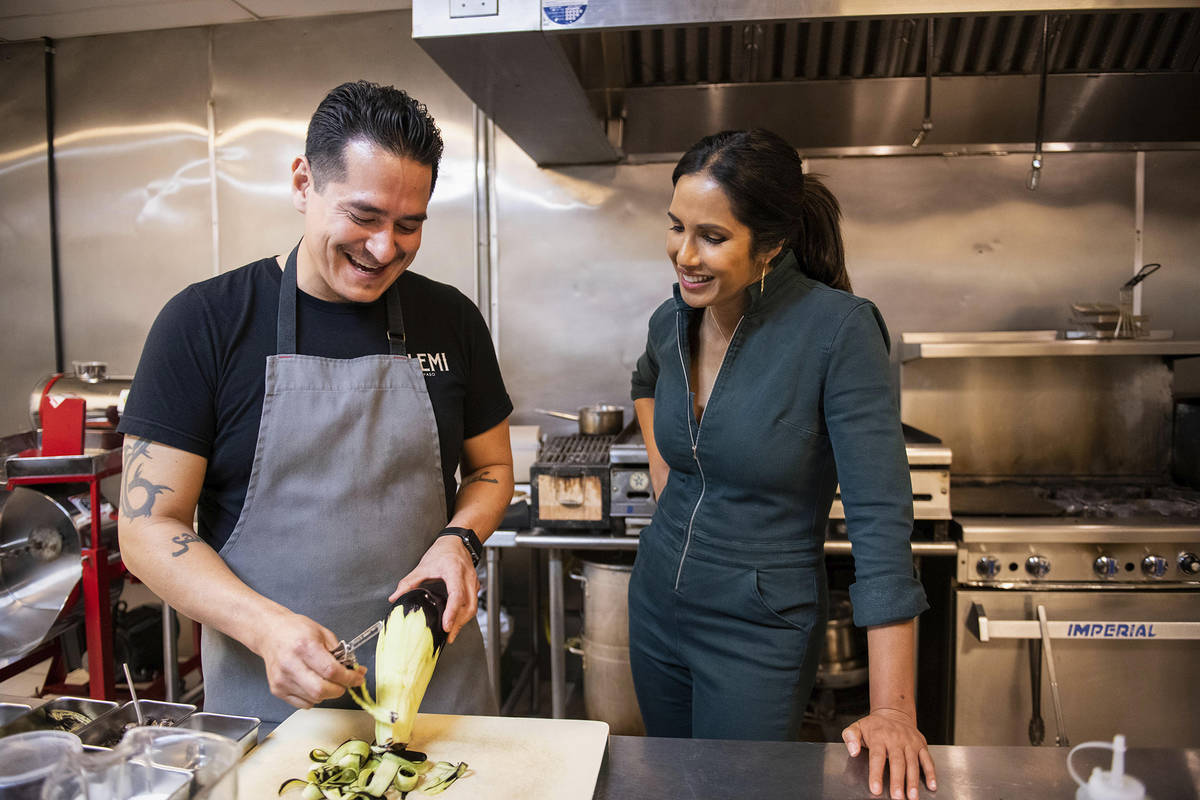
[760,265,766,293]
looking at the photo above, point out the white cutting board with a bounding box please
[236,708,608,800]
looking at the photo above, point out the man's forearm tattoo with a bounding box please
[463,470,499,487]
[171,532,201,557]
[121,439,174,519]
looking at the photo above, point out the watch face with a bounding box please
[628,471,650,492]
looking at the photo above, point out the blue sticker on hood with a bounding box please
[544,2,587,26]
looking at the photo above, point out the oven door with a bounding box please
[953,588,1200,747]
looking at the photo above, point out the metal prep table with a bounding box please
[594,738,1200,799]
[484,529,957,719]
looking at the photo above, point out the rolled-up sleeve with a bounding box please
[823,302,928,627]
[630,327,660,401]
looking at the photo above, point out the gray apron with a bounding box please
[200,245,495,725]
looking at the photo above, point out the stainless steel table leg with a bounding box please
[162,602,179,703]
[530,549,540,715]
[486,546,500,700]
[548,547,565,719]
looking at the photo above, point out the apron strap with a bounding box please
[276,243,408,356]
[384,281,407,357]
[277,244,301,355]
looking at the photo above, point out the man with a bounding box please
[117,81,513,725]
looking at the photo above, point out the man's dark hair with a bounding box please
[305,81,444,193]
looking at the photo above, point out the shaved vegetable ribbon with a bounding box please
[278,738,467,798]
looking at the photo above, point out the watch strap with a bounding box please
[438,527,482,567]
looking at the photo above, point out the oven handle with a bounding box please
[967,602,1200,642]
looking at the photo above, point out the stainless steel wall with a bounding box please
[494,131,674,432]
[1144,153,1200,396]
[900,356,1174,477]
[53,28,214,379]
[0,43,56,434]
[0,10,478,435]
[494,139,1200,438]
[210,12,478,292]
[2,12,1198,449]
[815,152,1137,337]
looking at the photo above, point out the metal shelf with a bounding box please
[900,331,1200,362]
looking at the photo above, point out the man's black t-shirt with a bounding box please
[118,257,512,550]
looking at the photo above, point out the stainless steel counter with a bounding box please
[594,738,1200,800]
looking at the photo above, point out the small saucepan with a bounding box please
[536,404,625,436]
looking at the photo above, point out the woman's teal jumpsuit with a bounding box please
[628,251,929,740]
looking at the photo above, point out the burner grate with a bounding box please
[1042,483,1200,519]
[537,434,616,466]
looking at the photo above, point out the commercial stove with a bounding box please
[609,421,953,529]
[952,481,1200,748]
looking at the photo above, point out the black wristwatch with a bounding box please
[438,527,483,567]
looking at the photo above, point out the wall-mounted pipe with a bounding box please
[42,37,64,373]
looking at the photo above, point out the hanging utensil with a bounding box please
[1122,262,1161,289]
[1036,605,1069,747]
[1114,263,1162,338]
[1026,15,1065,190]
[1027,15,1049,190]
[910,18,935,148]
[1027,637,1045,746]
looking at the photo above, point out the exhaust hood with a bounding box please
[413,1,1200,165]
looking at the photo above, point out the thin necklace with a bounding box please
[707,308,739,344]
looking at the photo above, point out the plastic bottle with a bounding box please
[1068,734,1147,800]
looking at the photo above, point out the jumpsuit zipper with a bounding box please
[672,309,744,590]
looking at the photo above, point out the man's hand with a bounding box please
[842,708,937,799]
[389,536,479,644]
[250,609,365,709]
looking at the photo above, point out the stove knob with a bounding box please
[1178,552,1200,576]
[1093,555,1119,578]
[1142,555,1169,579]
[976,556,1001,578]
[1025,555,1051,578]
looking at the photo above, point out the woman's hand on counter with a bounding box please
[842,708,936,799]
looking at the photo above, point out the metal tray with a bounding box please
[177,712,261,754]
[0,696,119,737]
[0,702,32,726]
[76,700,196,748]
[3,446,123,481]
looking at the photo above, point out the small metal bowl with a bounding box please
[75,700,196,749]
[177,712,260,755]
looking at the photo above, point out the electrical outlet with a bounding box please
[449,0,498,18]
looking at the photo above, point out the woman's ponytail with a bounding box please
[792,175,850,292]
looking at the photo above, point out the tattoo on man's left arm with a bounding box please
[463,470,499,487]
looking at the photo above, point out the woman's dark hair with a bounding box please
[672,129,850,292]
[305,81,444,193]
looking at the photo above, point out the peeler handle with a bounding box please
[330,620,384,667]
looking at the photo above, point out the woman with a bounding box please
[628,129,937,800]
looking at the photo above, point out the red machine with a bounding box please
[0,364,200,701]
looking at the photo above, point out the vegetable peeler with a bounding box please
[331,620,384,668]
